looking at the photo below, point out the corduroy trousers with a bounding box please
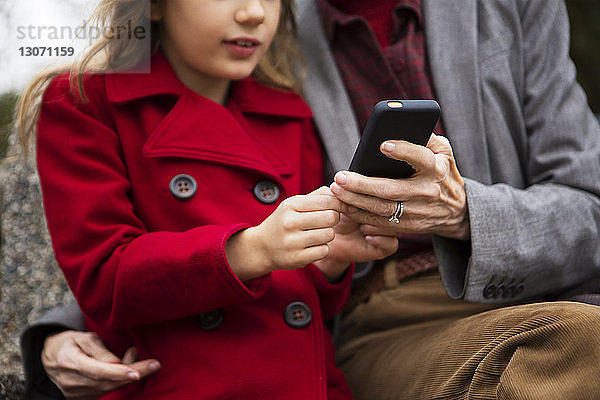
[337,271,600,400]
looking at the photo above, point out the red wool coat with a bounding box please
[36,52,354,400]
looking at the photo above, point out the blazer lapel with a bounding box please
[423,0,492,184]
[294,0,361,174]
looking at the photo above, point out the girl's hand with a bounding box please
[226,187,344,281]
[313,215,399,282]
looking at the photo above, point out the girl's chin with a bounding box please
[220,71,256,82]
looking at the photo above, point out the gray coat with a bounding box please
[22,0,600,397]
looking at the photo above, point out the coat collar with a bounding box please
[106,50,312,180]
[141,91,297,180]
[105,50,312,119]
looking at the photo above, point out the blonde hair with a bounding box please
[16,0,302,157]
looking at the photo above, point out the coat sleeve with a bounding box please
[36,75,271,330]
[303,264,354,320]
[435,0,600,302]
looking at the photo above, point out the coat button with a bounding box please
[284,302,312,329]
[253,180,280,204]
[170,174,197,200]
[483,283,497,299]
[197,309,224,330]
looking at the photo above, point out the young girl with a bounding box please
[17,0,398,398]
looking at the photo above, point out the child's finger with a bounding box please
[276,227,335,251]
[365,235,399,256]
[300,244,331,264]
[360,224,398,237]
[297,210,340,230]
[279,210,339,232]
[308,186,334,196]
[299,227,336,247]
[287,193,343,212]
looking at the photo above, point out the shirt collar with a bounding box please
[105,50,311,119]
[315,0,423,44]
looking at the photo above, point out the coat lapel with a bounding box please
[423,0,491,184]
[294,0,361,174]
[141,93,285,180]
[106,51,312,181]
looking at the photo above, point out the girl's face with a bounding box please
[152,0,281,100]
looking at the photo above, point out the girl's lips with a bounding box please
[223,38,260,57]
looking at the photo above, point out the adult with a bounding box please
[22,0,600,399]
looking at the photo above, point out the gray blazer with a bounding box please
[295,0,600,302]
[22,0,600,397]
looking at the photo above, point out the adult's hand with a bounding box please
[330,134,470,240]
[42,331,161,399]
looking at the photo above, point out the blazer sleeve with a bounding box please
[435,0,600,302]
[36,75,271,330]
[20,302,84,400]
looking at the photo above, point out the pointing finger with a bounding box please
[380,140,436,173]
[287,193,343,213]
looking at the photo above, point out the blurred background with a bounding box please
[565,0,600,114]
[1,0,99,158]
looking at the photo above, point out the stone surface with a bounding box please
[0,138,74,381]
[0,375,24,400]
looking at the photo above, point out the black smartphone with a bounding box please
[348,100,440,179]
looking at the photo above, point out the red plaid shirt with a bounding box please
[315,0,444,135]
[316,0,442,273]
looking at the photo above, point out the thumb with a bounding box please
[308,186,333,196]
[122,346,138,365]
[365,235,399,258]
[426,133,453,157]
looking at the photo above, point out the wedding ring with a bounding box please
[389,201,404,224]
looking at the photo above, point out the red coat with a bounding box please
[37,51,354,400]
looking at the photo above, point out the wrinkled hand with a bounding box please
[42,331,161,399]
[330,134,470,240]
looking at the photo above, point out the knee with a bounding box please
[550,301,600,341]
[492,302,600,398]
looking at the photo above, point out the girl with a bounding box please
[17,0,398,399]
